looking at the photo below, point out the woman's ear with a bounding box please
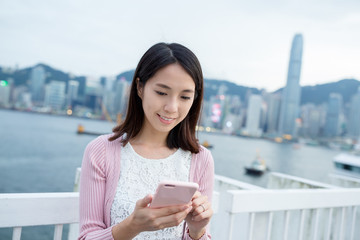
[136,78,143,99]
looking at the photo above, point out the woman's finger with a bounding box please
[192,194,208,206]
[192,201,211,216]
[152,203,192,217]
[191,207,213,222]
[190,195,208,214]
[150,205,193,230]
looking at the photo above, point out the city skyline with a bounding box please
[1,1,360,91]
[1,65,360,141]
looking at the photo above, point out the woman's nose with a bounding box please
[164,97,178,113]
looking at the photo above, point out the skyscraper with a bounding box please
[114,78,129,116]
[278,34,303,137]
[243,94,263,137]
[300,104,322,138]
[266,93,281,134]
[324,93,343,137]
[30,65,46,103]
[348,87,360,139]
[44,81,66,110]
[66,80,79,108]
[0,80,11,107]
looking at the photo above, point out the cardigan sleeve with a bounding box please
[196,147,214,206]
[184,147,215,240]
[78,137,115,240]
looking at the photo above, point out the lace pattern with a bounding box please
[110,143,192,240]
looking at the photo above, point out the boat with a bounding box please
[76,124,104,136]
[245,152,268,176]
[333,153,360,178]
[202,140,213,149]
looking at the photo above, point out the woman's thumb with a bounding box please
[137,194,153,208]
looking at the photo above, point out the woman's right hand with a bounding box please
[112,194,193,240]
[129,194,193,233]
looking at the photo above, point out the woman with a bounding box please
[79,42,214,240]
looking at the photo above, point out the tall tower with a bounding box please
[324,93,343,137]
[278,34,303,137]
[243,94,263,137]
[66,80,79,108]
[30,65,46,103]
[114,78,129,116]
[348,87,360,139]
[266,93,281,134]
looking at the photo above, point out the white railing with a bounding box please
[211,174,264,239]
[215,174,264,190]
[224,188,360,240]
[329,173,360,188]
[0,191,219,240]
[0,192,79,240]
[1,178,360,240]
[268,172,340,189]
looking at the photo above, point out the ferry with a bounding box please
[244,152,268,176]
[333,153,360,178]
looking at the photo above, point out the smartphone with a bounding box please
[149,180,199,208]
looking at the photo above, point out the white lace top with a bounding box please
[110,142,192,240]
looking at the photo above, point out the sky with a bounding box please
[1,0,360,91]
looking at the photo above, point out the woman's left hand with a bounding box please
[185,191,213,238]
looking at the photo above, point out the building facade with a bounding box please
[0,80,11,107]
[30,66,46,103]
[66,80,79,108]
[278,34,303,137]
[266,93,281,134]
[324,93,343,137]
[113,78,129,116]
[44,81,66,111]
[243,94,263,137]
[348,88,360,139]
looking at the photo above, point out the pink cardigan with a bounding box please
[79,134,214,240]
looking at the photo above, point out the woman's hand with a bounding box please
[112,194,193,240]
[185,191,213,239]
[130,194,193,232]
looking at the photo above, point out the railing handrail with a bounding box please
[2,186,360,240]
[2,188,360,227]
[225,188,360,213]
[329,173,360,183]
[0,192,79,228]
[270,172,340,189]
[215,174,264,190]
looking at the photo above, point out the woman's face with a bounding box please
[138,63,196,135]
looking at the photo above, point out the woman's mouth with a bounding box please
[158,114,176,124]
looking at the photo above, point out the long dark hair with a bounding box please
[109,42,203,153]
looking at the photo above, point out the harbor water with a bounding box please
[0,109,340,239]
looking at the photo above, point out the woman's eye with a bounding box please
[155,91,166,96]
[181,96,191,100]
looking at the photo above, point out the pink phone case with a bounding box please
[149,180,199,208]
